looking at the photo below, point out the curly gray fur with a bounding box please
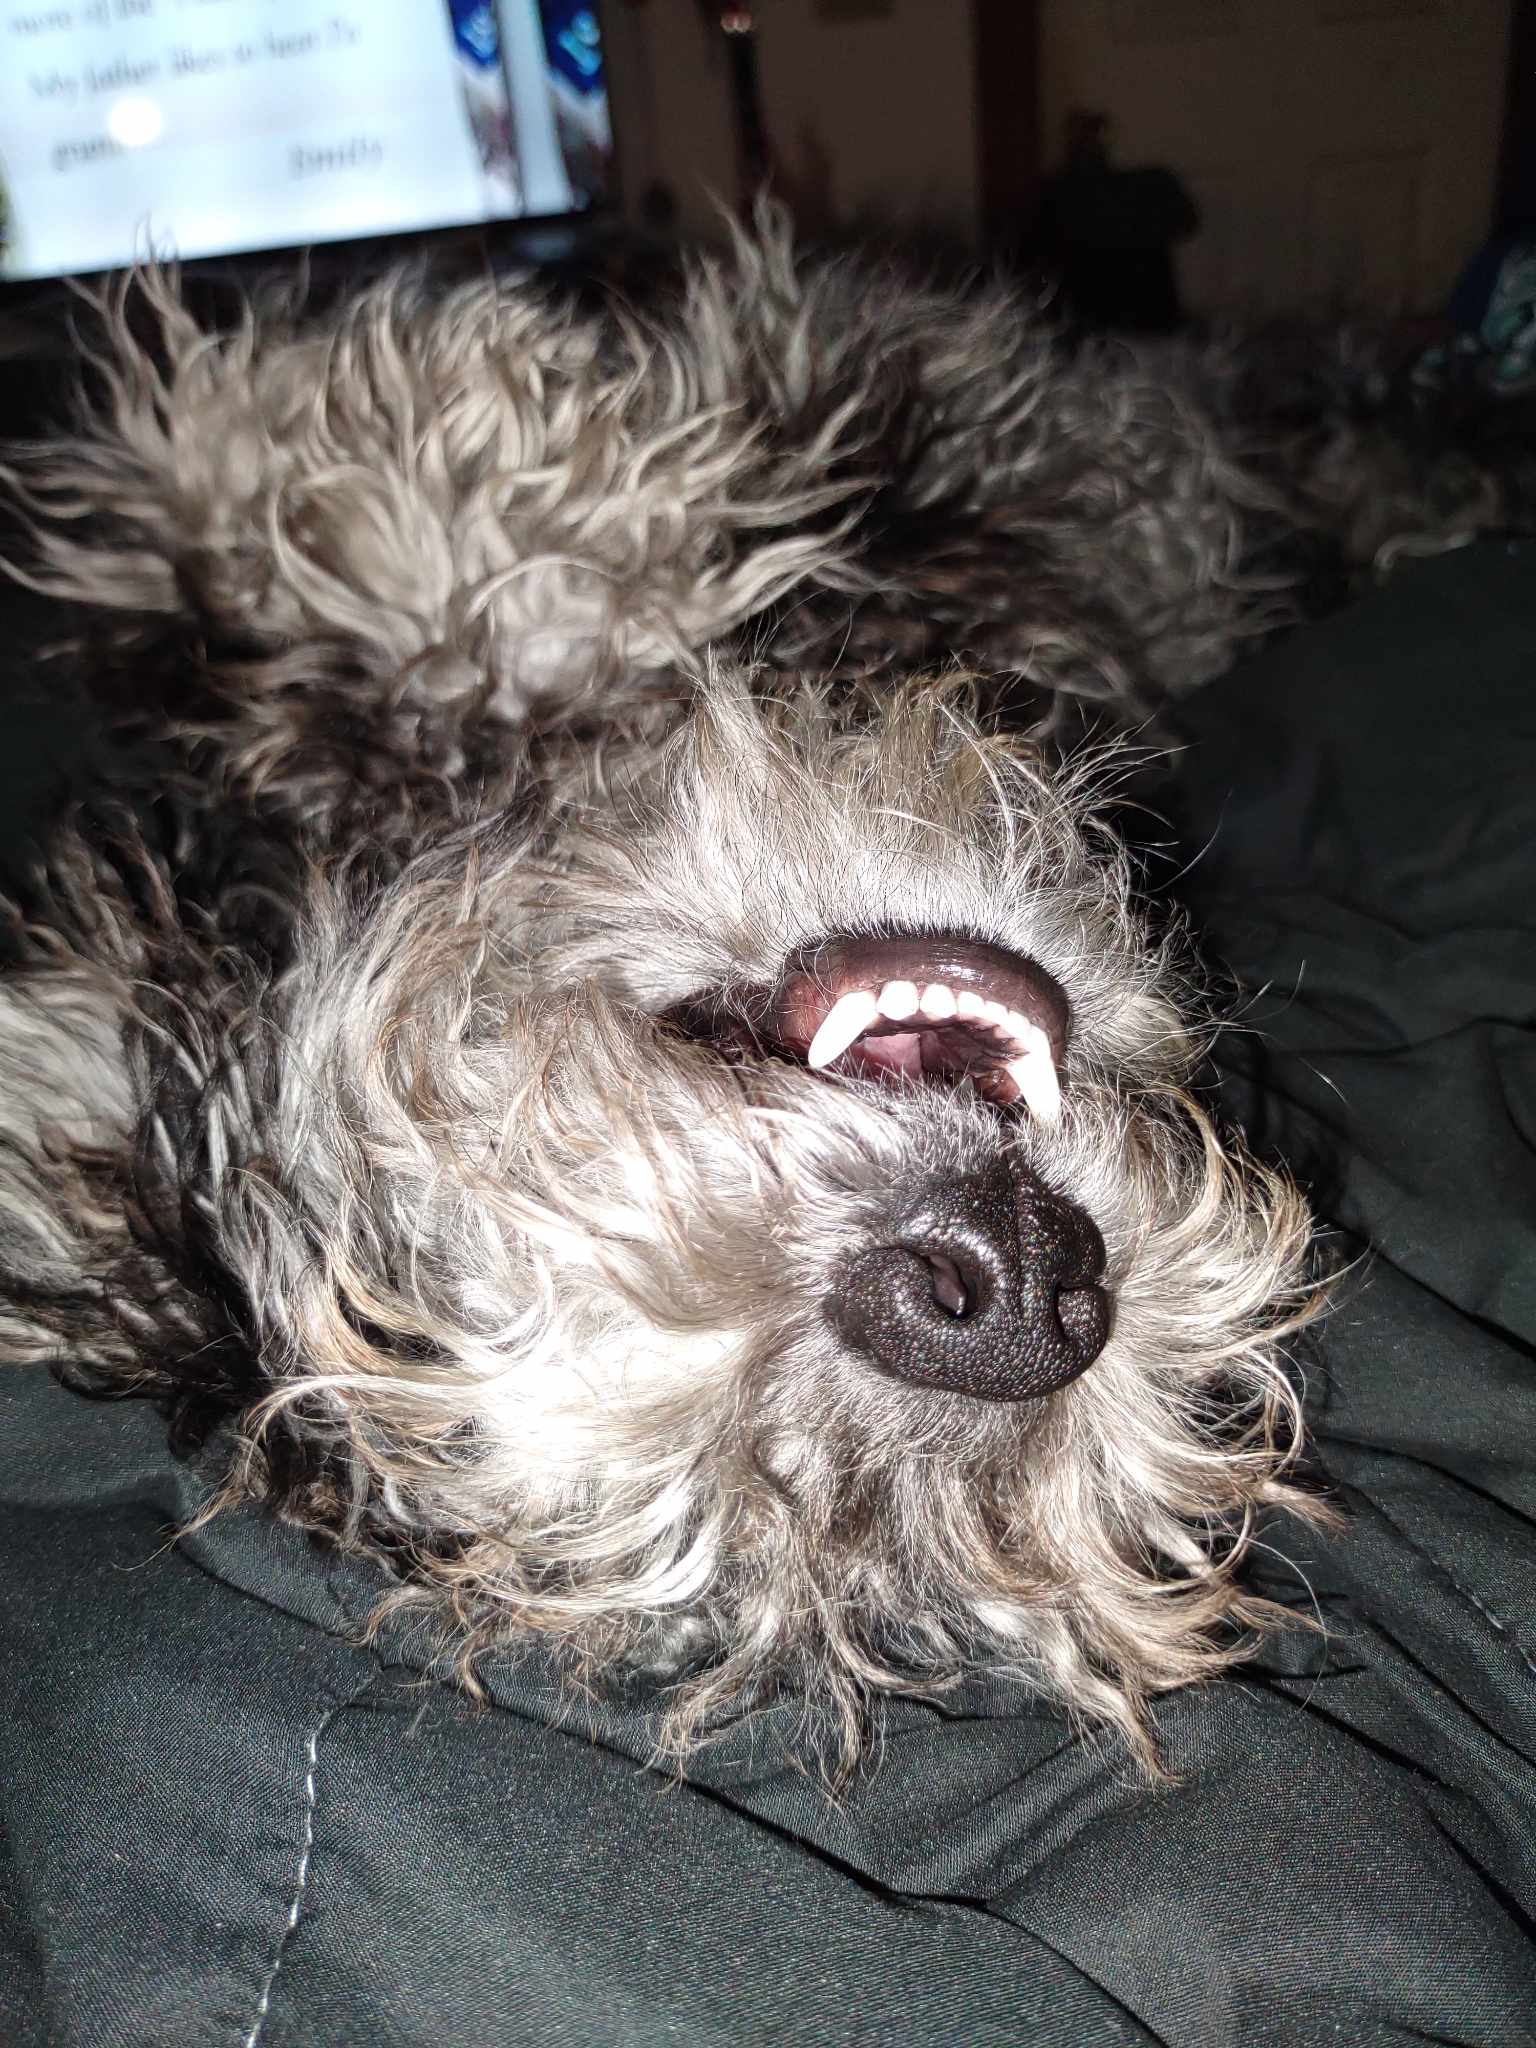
[3,209,1297,843]
[0,221,1338,1777]
[0,667,1328,1775]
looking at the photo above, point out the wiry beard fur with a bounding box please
[0,668,1325,1776]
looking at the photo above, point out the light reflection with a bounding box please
[106,95,164,149]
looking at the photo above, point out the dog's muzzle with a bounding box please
[830,1159,1110,1400]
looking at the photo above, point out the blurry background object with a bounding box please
[1038,0,1512,323]
[602,0,1517,327]
[449,0,524,218]
[1037,108,1198,331]
[0,1,1523,323]
[0,1,612,284]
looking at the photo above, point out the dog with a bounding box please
[0,221,1334,1777]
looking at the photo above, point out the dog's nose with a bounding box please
[830,1160,1109,1400]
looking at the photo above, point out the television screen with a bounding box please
[0,1,611,282]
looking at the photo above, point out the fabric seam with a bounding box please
[242,1674,380,2048]
[1353,1481,1536,1681]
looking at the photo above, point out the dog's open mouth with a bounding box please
[674,933,1071,1119]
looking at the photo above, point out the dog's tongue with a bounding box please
[774,935,1069,1117]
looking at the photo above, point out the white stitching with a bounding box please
[243,1709,329,2048]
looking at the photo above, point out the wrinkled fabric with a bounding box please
[3,543,1536,2045]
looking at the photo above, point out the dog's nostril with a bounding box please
[829,1162,1110,1401]
[924,1250,973,1317]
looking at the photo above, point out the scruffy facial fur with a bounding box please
[0,221,1332,1775]
[0,673,1321,1770]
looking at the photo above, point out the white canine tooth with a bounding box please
[956,991,984,1019]
[1008,1042,1062,1123]
[1009,1016,1053,1065]
[983,999,1009,1027]
[878,980,919,1020]
[807,989,880,1070]
[919,983,957,1019]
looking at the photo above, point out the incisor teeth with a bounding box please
[806,989,880,1070]
[806,974,1063,1120]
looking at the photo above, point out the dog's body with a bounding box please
[12,224,1294,831]
[0,226,1346,1774]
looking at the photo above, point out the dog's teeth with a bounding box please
[807,989,880,1069]
[955,991,985,1019]
[919,983,957,1019]
[878,980,919,1020]
[1007,1024,1062,1123]
[982,999,1009,1027]
[1012,1055,1061,1123]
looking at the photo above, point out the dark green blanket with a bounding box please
[2,545,1533,2045]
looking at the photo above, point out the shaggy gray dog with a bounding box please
[0,223,1330,1775]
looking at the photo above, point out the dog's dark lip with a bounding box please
[667,932,1070,1112]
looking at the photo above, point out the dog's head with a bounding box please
[197,667,1321,1771]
